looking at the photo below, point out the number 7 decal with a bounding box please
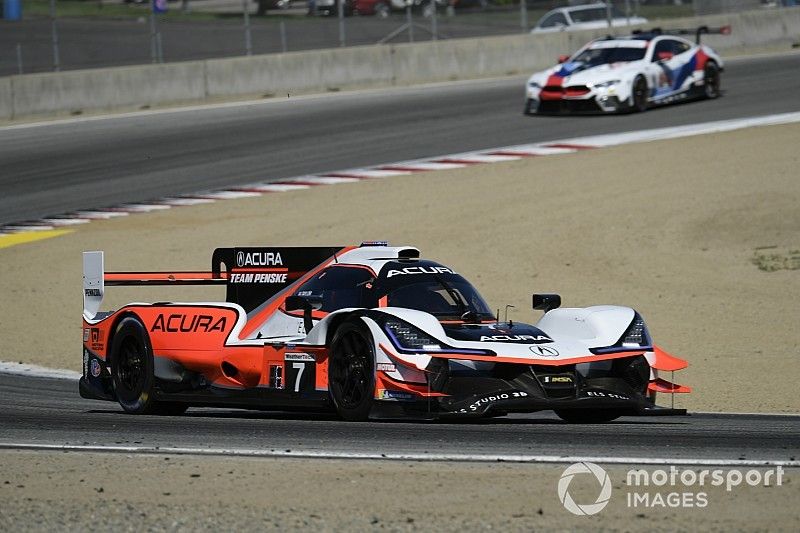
[292,362,305,393]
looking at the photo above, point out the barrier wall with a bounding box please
[1,8,798,121]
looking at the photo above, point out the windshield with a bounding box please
[385,279,493,319]
[570,7,625,23]
[571,46,646,66]
[376,261,494,319]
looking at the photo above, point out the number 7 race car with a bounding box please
[80,243,690,423]
[524,26,730,115]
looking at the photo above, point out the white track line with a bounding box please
[0,443,796,466]
[3,112,800,237]
[0,361,80,380]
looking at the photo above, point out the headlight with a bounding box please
[528,81,542,89]
[620,314,651,347]
[384,318,443,351]
[593,80,620,89]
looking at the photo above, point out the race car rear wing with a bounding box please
[633,25,732,44]
[83,246,347,319]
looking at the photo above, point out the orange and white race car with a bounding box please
[80,243,690,422]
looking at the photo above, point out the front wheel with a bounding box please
[555,409,621,424]
[631,75,648,113]
[703,61,721,99]
[329,319,375,421]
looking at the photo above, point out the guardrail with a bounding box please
[1,8,798,121]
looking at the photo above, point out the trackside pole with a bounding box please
[243,0,253,56]
[50,0,60,72]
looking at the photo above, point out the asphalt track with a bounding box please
[2,52,800,225]
[0,373,798,463]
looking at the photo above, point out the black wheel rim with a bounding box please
[331,331,372,409]
[116,336,145,394]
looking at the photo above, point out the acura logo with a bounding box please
[530,345,559,357]
[236,251,245,267]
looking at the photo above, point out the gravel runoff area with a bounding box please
[0,123,799,414]
[0,450,797,531]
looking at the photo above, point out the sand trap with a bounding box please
[1,123,798,413]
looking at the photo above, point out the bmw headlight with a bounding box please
[384,318,443,351]
[620,314,651,348]
[593,79,620,89]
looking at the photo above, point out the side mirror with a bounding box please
[532,293,561,313]
[557,54,570,64]
[284,295,319,334]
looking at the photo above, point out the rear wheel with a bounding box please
[110,317,187,415]
[703,61,721,99]
[555,409,621,424]
[631,75,648,113]
[329,319,375,421]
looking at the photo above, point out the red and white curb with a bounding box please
[2,111,799,235]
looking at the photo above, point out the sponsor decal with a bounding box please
[376,363,397,373]
[83,328,90,342]
[479,334,552,343]
[542,375,573,384]
[90,359,102,378]
[230,273,288,284]
[150,314,227,333]
[385,266,455,278]
[84,288,102,297]
[459,391,529,413]
[378,389,415,401]
[529,345,559,357]
[585,390,629,400]
[284,352,315,362]
[83,327,104,352]
[236,251,283,268]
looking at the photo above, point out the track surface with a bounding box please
[2,52,800,225]
[0,373,798,462]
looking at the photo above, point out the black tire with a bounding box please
[109,317,187,416]
[523,98,535,116]
[631,75,648,113]
[555,409,621,424]
[703,61,721,99]
[328,319,375,421]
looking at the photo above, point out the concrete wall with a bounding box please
[1,8,798,121]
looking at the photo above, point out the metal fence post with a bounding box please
[338,0,346,47]
[242,0,253,55]
[149,13,158,64]
[50,0,61,72]
[16,44,23,75]
[520,0,528,33]
[431,0,438,41]
[406,5,413,42]
[280,21,288,53]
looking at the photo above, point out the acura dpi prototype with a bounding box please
[80,243,690,423]
[524,26,730,115]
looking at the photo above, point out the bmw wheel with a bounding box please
[703,61,721,99]
[329,319,375,421]
[631,75,648,113]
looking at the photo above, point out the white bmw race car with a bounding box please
[524,26,729,115]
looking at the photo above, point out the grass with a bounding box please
[751,246,800,272]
